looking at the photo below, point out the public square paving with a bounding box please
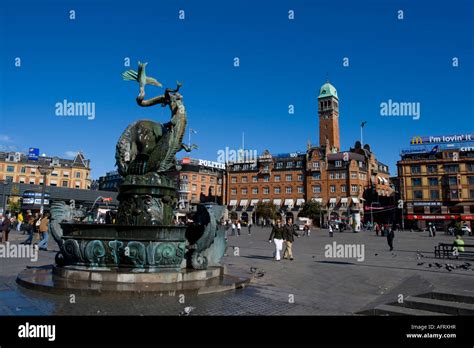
[0,226,473,315]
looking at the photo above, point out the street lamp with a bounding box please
[38,165,53,214]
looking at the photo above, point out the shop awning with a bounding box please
[296,198,305,206]
[340,197,348,203]
[239,200,248,207]
[284,199,294,206]
[273,199,282,206]
[250,199,259,206]
[351,197,359,204]
[229,200,237,206]
[312,198,323,203]
[329,198,337,203]
[382,177,388,184]
[262,199,270,203]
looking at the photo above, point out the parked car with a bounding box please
[461,225,472,235]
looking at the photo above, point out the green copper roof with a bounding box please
[318,82,338,100]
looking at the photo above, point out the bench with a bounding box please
[434,243,474,260]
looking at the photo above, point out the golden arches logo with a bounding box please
[411,136,423,145]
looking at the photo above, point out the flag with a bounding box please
[190,128,197,134]
[361,121,367,128]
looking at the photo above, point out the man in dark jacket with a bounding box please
[1,214,11,243]
[386,225,395,251]
[283,217,299,260]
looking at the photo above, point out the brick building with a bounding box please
[397,138,474,230]
[226,81,392,227]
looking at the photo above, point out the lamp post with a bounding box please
[38,165,53,214]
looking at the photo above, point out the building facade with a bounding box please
[226,81,392,226]
[98,170,123,192]
[397,141,474,230]
[0,151,91,189]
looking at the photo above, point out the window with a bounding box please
[330,185,335,193]
[234,164,241,171]
[192,184,197,192]
[231,188,237,195]
[428,177,439,186]
[50,180,57,187]
[192,175,197,180]
[411,165,421,174]
[298,174,303,181]
[20,167,26,173]
[210,177,216,184]
[427,165,437,173]
[444,165,459,173]
[276,162,283,169]
[275,175,281,182]
[252,187,258,194]
[51,171,58,177]
[430,190,440,199]
[286,162,294,168]
[413,190,423,199]
[359,161,363,168]
[412,178,422,186]
[298,187,304,193]
[263,164,269,171]
[448,176,458,185]
[62,181,68,187]
[75,172,81,178]
[192,194,197,201]
[29,178,35,184]
[30,168,36,175]
[313,185,321,193]
[181,175,188,180]
[296,161,302,167]
[231,177,237,183]
[313,162,320,169]
[286,187,292,194]
[468,163,474,172]
[351,172,357,179]
[6,165,14,172]
[351,185,358,192]
[242,164,249,170]
[201,176,206,182]
[19,177,25,183]
[329,173,334,179]
[263,187,269,195]
[341,185,346,192]
[264,175,270,182]
[470,189,474,198]
[75,181,81,189]
[335,160,342,167]
[450,189,460,199]
[274,187,281,194]
[252,176,258,182]
[468,176,474,185]
[312,172,321,180]
[286,175,292,182]
[201,185,206,192]
[242,176,248,183]
[241,188,247,195]
[341,173,346,179]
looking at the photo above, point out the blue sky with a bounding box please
[1,0,472,178]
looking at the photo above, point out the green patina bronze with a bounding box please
[50,62,226,272]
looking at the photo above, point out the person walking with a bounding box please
[17,211,24,233]
[1,214,11,243]
[38,212,50,251]
[21,216,35,245]
[248,221,252,235]
[374,222,380,236]
[303,223,311,237]
[237,220,241,236]
[328,223,334,237]
[386,225,395,251]
[453,235,465,253]
[231,221,236,236]
[268,218,284,261]
[283,217,299,260]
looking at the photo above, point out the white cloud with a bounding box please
[65,151,78,158]
[0,135,12,142]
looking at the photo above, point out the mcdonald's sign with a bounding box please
[411,136,423,145]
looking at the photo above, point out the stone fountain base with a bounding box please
[17,265,251,296]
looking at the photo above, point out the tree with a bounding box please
[255,202,278,222]
[7,200,21,213]
[229,211,238,220]
[298,201,321,226]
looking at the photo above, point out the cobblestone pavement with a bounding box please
[0,227,473,315]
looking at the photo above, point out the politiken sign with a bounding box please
[410,133,474,146]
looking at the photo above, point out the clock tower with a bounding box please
[318,81,340,152]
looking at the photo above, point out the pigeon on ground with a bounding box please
[256,271,265,278]
[417,262,424,266]
[374,253,378,256]
[179,306,195,316]
[435,263,442,268]
[428,264,432,268]
[250,267,258,274]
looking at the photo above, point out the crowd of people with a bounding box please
[0,210,51,251]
